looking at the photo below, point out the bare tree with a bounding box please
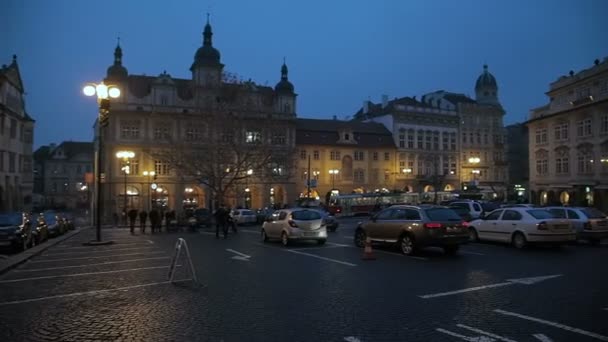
[148,83,296,209]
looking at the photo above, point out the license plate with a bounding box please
[303,232,317,237]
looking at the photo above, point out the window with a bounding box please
[407,131,414,149]
[120,121,140,139]
[485,210,503,220]
[376,209,394,220]
[535,128,547,144]
[469,132,474,144]
[399,133,405,148]
[23,157,31,173]
[555,157,569,174]
[601,114,608,134]
[566,210,580,219]
[405,209,421,220]
[426,133,432,150]
[354,151,364,161]
[185,127,203,141]
[577,118,592,137]
[154,160,170,175]
[8,152,16,173]
[300,150,307,160]
[330,151,341,160]
[313,150,319,160]
[450,133,456,151]
[433,132,439,150]
[535,150,548,175]
[554,123,569,141]
[384,152,390,161]
[10,119,17,138]
[417,131,423,149]
[344,133,350,141]
[372,152,378,161]
[476,132,481,144]
[371,168,379,182]
[548,209,566,218]
[129,159,139,175]
[221,129,234,143]
[354,169,365,182]
[502,210,523,220]
[484,133,489,145]
[245,131,262,143]
[442,132,448,150]
[154,127,171,140]
[577,150,593,174]
[462,132,467,144]
[271,132,286,145]
[23,128,33,143]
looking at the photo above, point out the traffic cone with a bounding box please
[362,236,376,260]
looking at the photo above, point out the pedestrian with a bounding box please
[139,210,148,233]
[213,204,229,239]
[149,208,160,233]
[128,209,138,234]
[165,210,172,232]
[113,212,119,228]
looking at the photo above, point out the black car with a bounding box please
[31,214,49,245]
[42,212,66,238]
[448,206,473,222]
[58,213,76,231]
[0,212,33,251]
[191,208,212,227]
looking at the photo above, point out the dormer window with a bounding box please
[344,133,350,141]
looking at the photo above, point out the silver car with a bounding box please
[261,208,327,246]
[545,206,608,245]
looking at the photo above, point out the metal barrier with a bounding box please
[167,238,198,285]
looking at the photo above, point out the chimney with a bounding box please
[381,94,388,108]
[363,100,369,114]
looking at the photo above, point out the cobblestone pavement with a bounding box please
[0,219,607,341]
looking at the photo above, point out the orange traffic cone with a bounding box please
[362,236,376,260]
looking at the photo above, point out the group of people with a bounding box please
[114,209,176,234]
[213,204,237,239]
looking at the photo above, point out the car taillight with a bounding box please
[336,208,341,213]
[288,220,298,228]
[424,222,442,229]
[461,221,469,227]
[583,221,591,230]
[537,221,548,230]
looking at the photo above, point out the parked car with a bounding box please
[449,200,484,219]
[544,206,608,244]
[354,205,469,256]
[448,206,473,222]
[255,208,274,224]
[0,212,33,251]
[231,209,257,225]
[31,214,49,245]
[190,208,212,227]
[42,212,66,238]
[261,208,327,246]
[500,203,538,208]
[298,205,339,232]
[468,208,576,249]
[58,213,76,231]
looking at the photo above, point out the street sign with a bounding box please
[168,238,198,285]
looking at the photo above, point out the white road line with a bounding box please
[494,309,608,341]
[14,256,170,272]
[289,245,346,251]
[456,324,517,342]
[54,242,152,250]
[240,229,260,234]
[327,242,349,247]
[533,333,554,342]
[421,282,513,299]
[199,231,216,236]
[436,328,494,341]
[0,265,176,283]
[371,248,429,261]
[286,249,357,267]
[0,278,192,306]
[460,251,486,256]
[29,251,166,263]
[343,337,362,342]
[42,246,157,256]
[226,249,251,258]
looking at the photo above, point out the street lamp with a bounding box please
[116,150,135,221]
[143,170,155,212]
[329,169,340,190]
[402,168,412,174]
[83,81,121,243]
[468,157,481,164]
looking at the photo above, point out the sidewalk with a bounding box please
[0,227,86,275]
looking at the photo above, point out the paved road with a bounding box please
[0,218,607,341]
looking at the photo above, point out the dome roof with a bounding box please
[194,45,221,65]
[475,64,497,90]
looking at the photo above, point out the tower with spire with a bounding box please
[274,59,296,114]
[106,39,128,82]
[475,64,500,107]
[191,14,224,87]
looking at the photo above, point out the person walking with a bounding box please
[128,209,138,234]
[213,204,229,239]
[149,208,160,234]
[139,210,148,234]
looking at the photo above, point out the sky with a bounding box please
[1,0,607,149]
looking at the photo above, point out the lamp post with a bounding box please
[143,170,155,212]
[329,169,340,190]
[116,151,135,221]
[83,82,121,243]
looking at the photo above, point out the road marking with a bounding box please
[327,242,349,247]
[0,265,177,283]
[240,229,260,234]
[494,309,608,341]
[54,242,152,250]
[146,239,154,244]
[199,231,217,236]
[14,256,170,272]
[0,278,193,306]
[226,249,251,261]
[436,328,496,341]
[419,275,562,299]
[286,249,357,266]
[460,251,485,256]
[344,337,362,342]
[29,251,166,263]
[533,334,553,342]
[456,324,517,342]
[289,245,346,251]
[42,246,157,256]
[371,248,429,261]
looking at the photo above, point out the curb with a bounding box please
[0,227,87,275]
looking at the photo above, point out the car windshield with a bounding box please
[44,214,57,224]
[425,208,462,221]
[0,214,21,226]
[526,209,554,219]
[580,208,607,219]
[291,210,322,221]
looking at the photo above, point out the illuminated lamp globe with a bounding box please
[83,85,96,97]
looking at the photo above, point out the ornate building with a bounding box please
[0,55,35,212]
[528,58,608,211]
[95,19,297,219]
[295,118,397,201]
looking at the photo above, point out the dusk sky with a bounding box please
[2,0,607,149]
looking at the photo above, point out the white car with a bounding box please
[261,208,327,246]
[468,207,576,249]
[231,209,257,225]
[545,206,608,244]
[450,201,484,219]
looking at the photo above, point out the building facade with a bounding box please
[528,58,608,211]
[94,19,296,220]
[295,118,397,201]
[0,55,35,212]
[33,142,94,210]
[354,96,460,203]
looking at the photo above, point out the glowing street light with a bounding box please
[329,169,340,189]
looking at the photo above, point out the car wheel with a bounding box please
[281,232,289,247]
[512,232,527,249]
[261,229,268,243]
[468,228,479,242]
[399,234,416,256]
[354,229,366,248]
[317,239,326,245]
[444,245,460,255]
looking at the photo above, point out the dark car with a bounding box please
[31,214,49,245]
[58,213,76,231]
[448,206,473,222]
[297,205,339,231]
[0,212,33,251]
[42,212,66,238]
[191,208,212,227]
[255,208,275,224]
[354,205,469,255]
